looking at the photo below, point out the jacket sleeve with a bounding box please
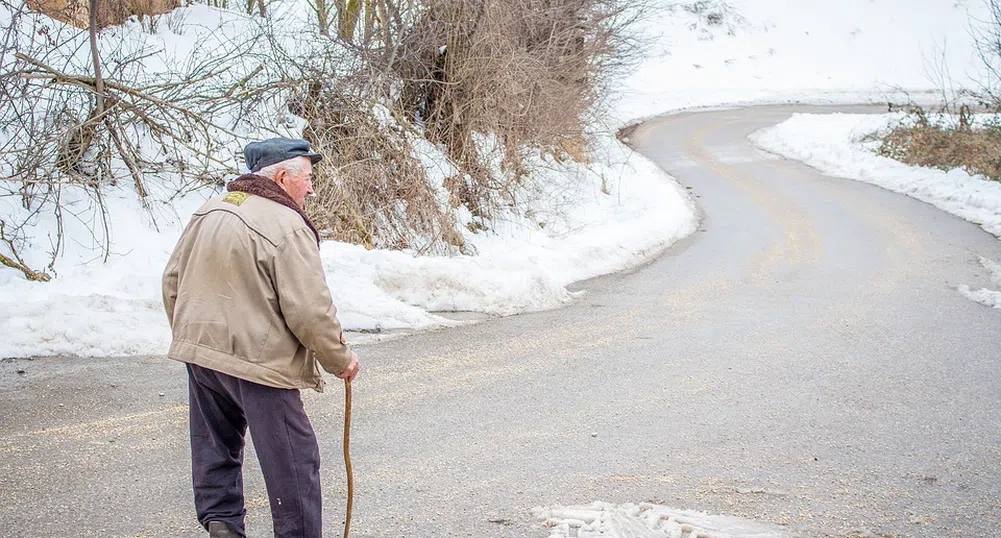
[162,244,181,329]
[272,227,352,375]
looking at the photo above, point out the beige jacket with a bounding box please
[162,191,351,392]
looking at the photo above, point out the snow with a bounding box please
[750,112,1001,309]
[959,255,1001,309]
[534,502,785,538]
[959,281,1001,309]
[614,0,989,121]
[1,0,995,358]
[0,189,207,357]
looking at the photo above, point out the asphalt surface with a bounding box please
[2,105,1001,538]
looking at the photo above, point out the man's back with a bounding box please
[163,191,350,391]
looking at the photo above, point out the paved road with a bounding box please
[3,106,1000,538]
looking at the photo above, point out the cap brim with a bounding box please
[303,152,322,165]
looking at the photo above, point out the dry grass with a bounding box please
[876,107,1001,183]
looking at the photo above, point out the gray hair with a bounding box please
[256,156,308,179]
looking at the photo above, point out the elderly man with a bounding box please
[162,138,359,538]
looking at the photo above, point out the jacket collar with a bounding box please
[227,174,321,247]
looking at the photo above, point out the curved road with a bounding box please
[2,106,1001,538]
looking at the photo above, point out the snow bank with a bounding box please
[534,502,785,538]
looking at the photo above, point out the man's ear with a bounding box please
[273,168,287,186]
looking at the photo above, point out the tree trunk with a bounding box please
[316,0,330,34]
[88,0,104,116]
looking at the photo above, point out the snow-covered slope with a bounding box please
[615,0,988,120]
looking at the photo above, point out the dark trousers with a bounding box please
[187,363,322,538]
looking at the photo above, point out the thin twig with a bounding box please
[16,53,243,138]
[105,119,149,199]
[0,221,51,281]
[88,0,105,116]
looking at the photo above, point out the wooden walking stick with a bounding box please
[343,379,354,538]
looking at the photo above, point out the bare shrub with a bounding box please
[163,4,187,32]
[970,0,1001,109]
[300,85,465,254]
[874,105,1001,182]
[0,0,277,278]
[394,0,644,219]
[239,20,465,255]
[869,1,1001,183]
[286,0,646,254]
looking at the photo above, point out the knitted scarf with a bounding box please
[227,174,320,247]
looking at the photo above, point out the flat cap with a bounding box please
[244,137,322,173]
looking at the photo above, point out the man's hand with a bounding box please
[336,352,359,382]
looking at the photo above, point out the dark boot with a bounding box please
[208,521,241,538]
